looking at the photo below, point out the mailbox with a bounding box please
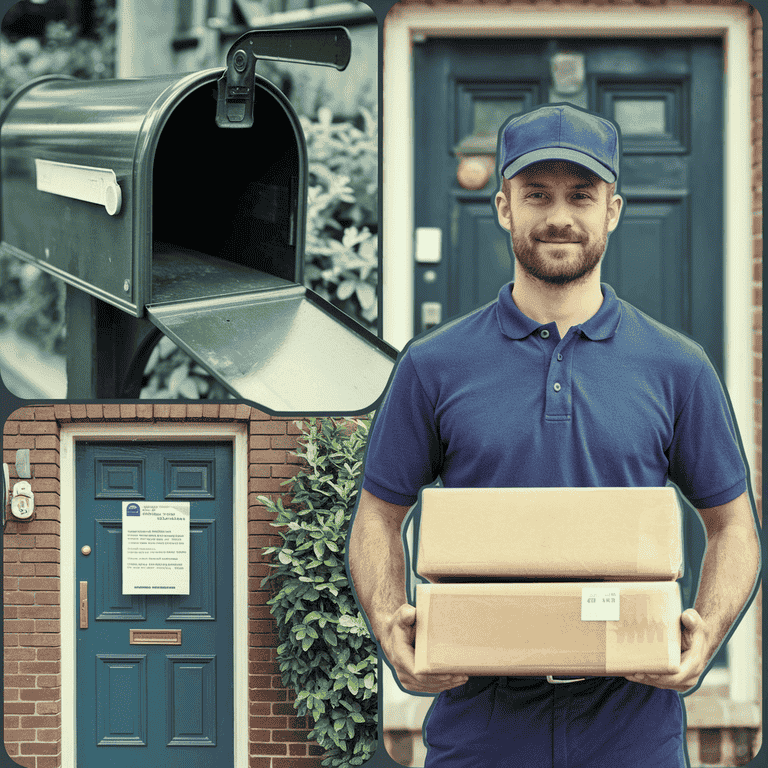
[0,28,396,413]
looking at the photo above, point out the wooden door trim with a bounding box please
[60,423,249,768]
[382,3,756,704]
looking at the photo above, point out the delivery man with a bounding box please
[347,104,760,767]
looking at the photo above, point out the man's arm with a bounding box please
[348,488,468,693]
[626,491,760,692]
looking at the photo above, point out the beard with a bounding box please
[510,215,610,286]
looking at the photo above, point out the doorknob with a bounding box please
[79,581,88,629]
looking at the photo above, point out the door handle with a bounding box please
[79,581,88,629]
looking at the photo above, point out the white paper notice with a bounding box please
[581,587,620,621]
[122,502,190,595]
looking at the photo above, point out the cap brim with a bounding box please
[502,148,617,183]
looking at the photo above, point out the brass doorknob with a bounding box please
[81,545,92,556]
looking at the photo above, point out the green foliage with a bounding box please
[139,336,232,400]
[260,419,377,767]
[303,106,379,331]
[0,11,115,104]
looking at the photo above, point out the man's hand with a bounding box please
[381,603,468,694]
[625,609,712,692]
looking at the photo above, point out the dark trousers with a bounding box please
[423,676,686,768]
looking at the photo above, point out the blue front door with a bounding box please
[75,441,234,767]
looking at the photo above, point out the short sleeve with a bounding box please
[362,350,442,506]
[667,359,747,509]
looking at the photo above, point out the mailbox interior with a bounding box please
[149,79,304,308]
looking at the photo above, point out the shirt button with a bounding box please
[540,329,550,339]
[553,382,561,392]
[557,353,563,361]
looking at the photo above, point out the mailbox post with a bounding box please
[0,27,397,413]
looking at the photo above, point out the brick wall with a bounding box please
[2,403,326,768]
[749,5,763,746]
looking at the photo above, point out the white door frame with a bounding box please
[60,422,249,768]
[382,4,757,701]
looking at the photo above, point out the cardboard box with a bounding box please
[416,487,683,582]
[414,582,682,676]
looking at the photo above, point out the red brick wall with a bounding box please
[749,4,763,729]
[2,404,325,768]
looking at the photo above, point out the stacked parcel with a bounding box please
[414,487,683,677]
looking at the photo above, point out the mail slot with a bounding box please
[0,28,396,412]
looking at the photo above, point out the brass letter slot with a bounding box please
[129,629,182,645]
[79,582,88,629]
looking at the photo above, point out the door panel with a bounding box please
[76,441,233,767]
[605,198,690,331]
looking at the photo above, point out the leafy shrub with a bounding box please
[303,106,378,330]
[260,418,377,767]
[139,336,232,400]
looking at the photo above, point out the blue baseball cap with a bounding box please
[499,104,620,183]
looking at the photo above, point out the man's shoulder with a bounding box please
[406,299,499,360]
[616,296,710,369]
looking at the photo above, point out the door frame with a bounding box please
[60,422,249,768]
[382,5,756,701]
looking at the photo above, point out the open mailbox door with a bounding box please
[0,27,396,412]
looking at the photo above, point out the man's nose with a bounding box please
[545,199,576,228]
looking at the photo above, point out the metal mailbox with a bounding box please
[0,27,396,412]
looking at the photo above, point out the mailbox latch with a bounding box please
[216,26,351,129]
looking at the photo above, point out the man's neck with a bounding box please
[511,270,604,339]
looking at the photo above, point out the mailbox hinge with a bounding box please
[216,27,351,129]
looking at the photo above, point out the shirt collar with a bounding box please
[495,282,622,341]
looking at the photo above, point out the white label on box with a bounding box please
[581,587,620,621]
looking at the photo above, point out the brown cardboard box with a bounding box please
[416,487,683,582]
[414,582,682,676]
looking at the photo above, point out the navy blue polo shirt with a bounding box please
[363,283,746,509]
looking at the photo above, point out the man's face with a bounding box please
[495,160,623,286]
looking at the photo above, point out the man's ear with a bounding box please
[607,193,623,233]
[495,190,512,233]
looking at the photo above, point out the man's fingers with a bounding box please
[395,671,468,694]
[383,603,468,693]
[680,608,706,653]
[393,603,417,628]
[681,608,703,635]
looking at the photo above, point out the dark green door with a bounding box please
[413,37,723,374]
[76,441,234,766]
[413,36,725,662]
